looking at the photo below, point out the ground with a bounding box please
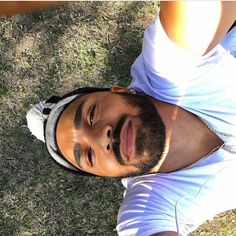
[0,2,235,236]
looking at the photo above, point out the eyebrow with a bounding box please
[74,100,85,129]
[73,143,83,169]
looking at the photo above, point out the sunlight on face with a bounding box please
[56,91,166,177]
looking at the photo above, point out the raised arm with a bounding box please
[159,1,236,55]
[0,2,62,16]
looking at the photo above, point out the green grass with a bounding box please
[1,2,235,235]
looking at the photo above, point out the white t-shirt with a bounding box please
[116,15,236,236]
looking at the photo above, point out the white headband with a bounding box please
[26,94,81,171]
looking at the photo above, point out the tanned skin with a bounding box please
[0,2,63,16]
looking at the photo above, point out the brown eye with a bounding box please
[89,105,96,126]
[87,148,93,166]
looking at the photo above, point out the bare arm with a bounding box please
[159,1,236,55]
[0,2,62,16]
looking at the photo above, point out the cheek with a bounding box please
[95,153,138,177]
[104,106,125,118]
[100,96,130,117]
[97,153,119,172]
[95,152,123,176]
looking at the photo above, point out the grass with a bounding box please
[0,2,235,236]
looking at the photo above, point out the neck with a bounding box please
[147,97,223,173]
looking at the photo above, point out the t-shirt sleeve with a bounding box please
[116,174,204,236]
[116,157,236,236]
[142,15,205,83]
[116,181,178,236]
[130,14,236,140]
[141,14,236,86]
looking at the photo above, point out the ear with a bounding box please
[111,85,130,93]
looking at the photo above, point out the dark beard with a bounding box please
[112,92,166,177]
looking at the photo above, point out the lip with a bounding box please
[120,118,134,163]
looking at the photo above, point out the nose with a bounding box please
[96,125,113,153]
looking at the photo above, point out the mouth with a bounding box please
[120,118,134,163]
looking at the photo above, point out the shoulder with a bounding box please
[116,174,188,235]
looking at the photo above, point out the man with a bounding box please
[27,2,236,235]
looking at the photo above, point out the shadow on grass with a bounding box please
[1,2,159,235]
[1,3,101,97]
[101,2,147,87]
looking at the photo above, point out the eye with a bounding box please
[89,105,96,126]
[87,148,94,167]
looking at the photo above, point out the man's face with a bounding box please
[56,90,166,177]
